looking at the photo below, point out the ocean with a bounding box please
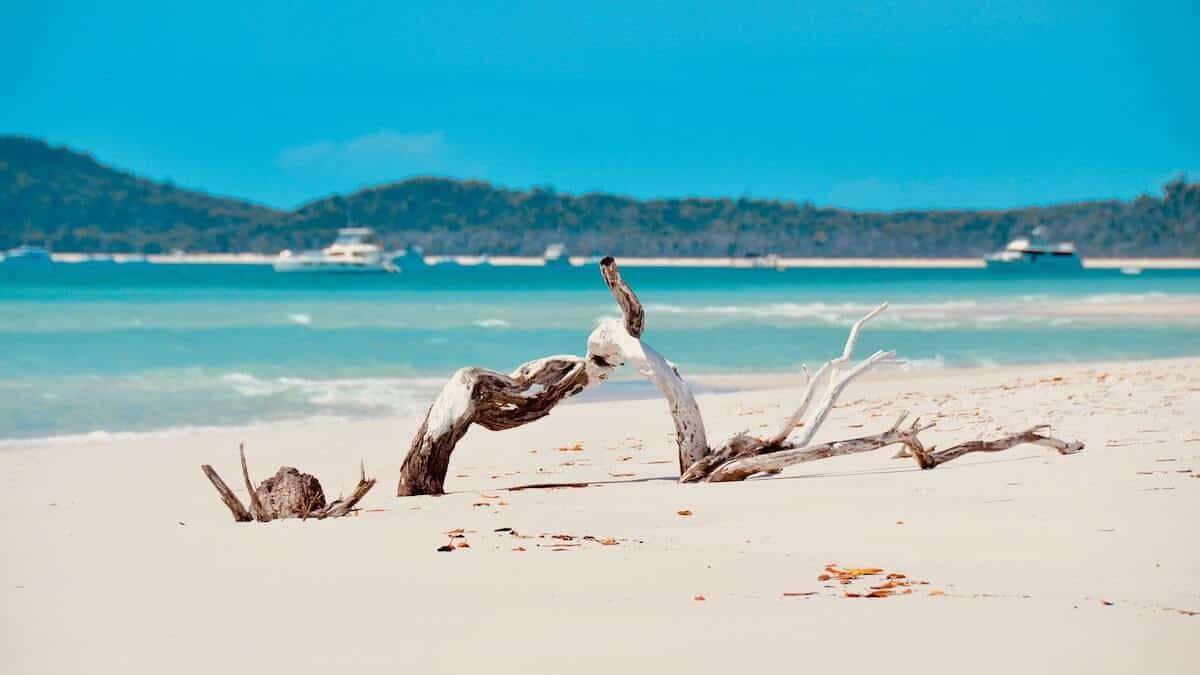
[2,262,1198,442]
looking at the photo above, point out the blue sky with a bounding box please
[3,1,1197,210]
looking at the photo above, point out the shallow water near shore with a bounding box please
[2,262,1198,440]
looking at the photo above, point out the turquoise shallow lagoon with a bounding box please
[2,262,1198,441]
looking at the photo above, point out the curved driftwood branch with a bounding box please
[397,257,706,496]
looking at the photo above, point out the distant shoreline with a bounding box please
[31,252,1200,269]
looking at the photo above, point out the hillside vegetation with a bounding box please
[2,136,1196,256]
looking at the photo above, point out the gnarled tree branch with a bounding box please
[397,256,706,496]
[897,424,1084,470]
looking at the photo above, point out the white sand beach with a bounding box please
[2,358,1198,673]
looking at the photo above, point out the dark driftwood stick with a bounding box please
[900,425,1084,470]
[315,462,378,518]
[201,464,252,522]
[240,443,271,522]
[600,256,644,338]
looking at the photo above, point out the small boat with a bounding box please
[3,244,53,264]
[274,228,396,273]
[984,227,1081,269]
[542,243,571,267]
[736,252,784,270]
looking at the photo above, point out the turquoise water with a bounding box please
[2,262,1198,441]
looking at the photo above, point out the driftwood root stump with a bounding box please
[202,445,376,522]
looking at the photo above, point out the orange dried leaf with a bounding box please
[599,538,618,545]
[817,574,832,582]
[694,594,706,601]
[930,589,946,596]
[782,592,817,597]
[844,592,862,598]
[677,509,693,516]
[455,540,470,548]
[867,590,893,598]
[512,546,526,552]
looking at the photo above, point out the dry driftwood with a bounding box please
[397,257,1084,494]
[203,445,377,522]
[895,424,1085,470]
[398,256,705,495]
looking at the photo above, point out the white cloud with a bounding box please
[275,130,448,172]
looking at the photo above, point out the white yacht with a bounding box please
[984,227,1081,269]
[542,243,571,266]
[3,244,53,264]
[274,228,396,273]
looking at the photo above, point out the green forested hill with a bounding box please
[3,135,1197,256]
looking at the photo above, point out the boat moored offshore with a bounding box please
[3,244,53,264]
[274,228,396,273]
[984,227,1081,269]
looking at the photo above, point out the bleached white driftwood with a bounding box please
[766,303,888,446]
[679,304,897,482]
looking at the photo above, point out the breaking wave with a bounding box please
[219,372,446,413]
[473,318,512,329]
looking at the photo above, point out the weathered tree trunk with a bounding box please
[397,257,1084,495]
[203,445,376,522]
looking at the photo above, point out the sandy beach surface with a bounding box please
[2,358,1198,673]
